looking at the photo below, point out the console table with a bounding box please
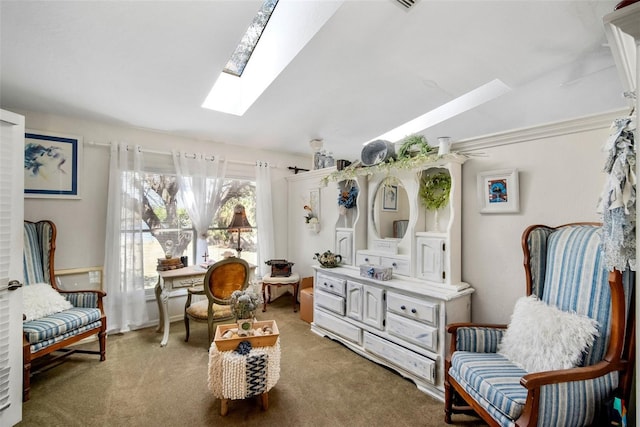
[155,265,208,346]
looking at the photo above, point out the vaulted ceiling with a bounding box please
[0,0,628,161]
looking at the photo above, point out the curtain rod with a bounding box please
[86,140,280,168]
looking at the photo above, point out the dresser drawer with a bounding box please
[165,274,205,289]
[386,312,438,352]
[316,273,346,297]
[363,331,435,384]
[380,256,410,276]
[315,289,345,315]
[314,309,361,345]
[386,292,438,326]
[355,252,381,266]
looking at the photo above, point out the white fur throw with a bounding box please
[23,282,72,321]
[497,295,599,372]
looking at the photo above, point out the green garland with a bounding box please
[397,135,433,159]
[419,172,451,211]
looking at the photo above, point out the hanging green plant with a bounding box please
[397,134,433,159]
[420,172,451,211]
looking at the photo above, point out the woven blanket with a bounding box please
[208,338,281,400]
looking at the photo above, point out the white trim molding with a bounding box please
[453,108,628,152]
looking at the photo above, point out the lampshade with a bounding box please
[227,204,252,231]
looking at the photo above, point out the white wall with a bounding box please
[284,109,626,325]
[16,107,627,327]
[460,110,623,323]
[15,108,309,325]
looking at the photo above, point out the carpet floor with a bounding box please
[18,296,486,427]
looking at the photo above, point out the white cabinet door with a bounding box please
[362,286,385,330]
[0,109,24,426]
[336,229,353,265]
[416,236,445,282]
[346,281,362,321]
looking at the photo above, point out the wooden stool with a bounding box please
[261,273,300,312]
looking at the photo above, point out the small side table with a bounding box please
[208,338,281,415]
[261,273,300,312]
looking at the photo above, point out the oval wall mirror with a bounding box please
[372,178,410,240]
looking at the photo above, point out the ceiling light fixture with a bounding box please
[366,79,512,144]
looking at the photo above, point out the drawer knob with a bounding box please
[400,305,406,310]
[411,308,417,314]
[392,262,398,267]
[364,257,369,262]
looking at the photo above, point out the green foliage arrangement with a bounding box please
[397,134,433,159]
[419,172,451,211]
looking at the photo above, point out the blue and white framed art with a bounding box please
[24,130,82,199]
[477,169,519,213]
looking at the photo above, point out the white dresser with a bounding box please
[311,266,472,401]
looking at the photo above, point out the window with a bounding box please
[223,0,279,77]
[137,173,256,289]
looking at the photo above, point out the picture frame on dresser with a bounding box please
[477,169,519,214]
[24,130,82,199]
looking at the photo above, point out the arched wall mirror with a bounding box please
[372,178,410,240]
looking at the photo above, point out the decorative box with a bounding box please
[265,259,294,277]
[214,320,279,351]
[156,257,184,271]
[359,264,393,281]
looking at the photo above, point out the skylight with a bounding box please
[223,0,279,77]
[202,1,345,116]
[367,79,512,144]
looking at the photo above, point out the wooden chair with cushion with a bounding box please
[444,223,635,426]
[22,220,107,401]
[184,257,250,345]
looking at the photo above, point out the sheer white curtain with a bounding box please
[104,143,148,334]
[172,151,227,263]
[255,162,275,278]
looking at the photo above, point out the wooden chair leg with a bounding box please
[262,283,269,312]
[99,329,107,361]
[184,293,192,342]
[220,398,229,416]
[23,342,31,402]
[260,392,269,411]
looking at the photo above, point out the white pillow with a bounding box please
[497,295,599,372]
[23,282,73,321]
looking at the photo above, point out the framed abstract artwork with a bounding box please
[477,169,519,213]
[24,130,82,199]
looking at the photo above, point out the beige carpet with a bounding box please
[18,296,485,427]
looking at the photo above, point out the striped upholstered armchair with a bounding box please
[22,220,107,401]
[445,223,634,426]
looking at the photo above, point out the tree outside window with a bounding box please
[136,173,256,288]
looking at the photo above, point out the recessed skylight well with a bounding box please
[367,79,512,144]
[202,0,345,116]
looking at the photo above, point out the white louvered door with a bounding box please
[0,109,24,426]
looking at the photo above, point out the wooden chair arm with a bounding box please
[520,359,628,390]
[446,322,508,334]
[446,323,509,356]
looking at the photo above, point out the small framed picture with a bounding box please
[382,185,398,211]
[24,130,82,199]
[477,169,519,213]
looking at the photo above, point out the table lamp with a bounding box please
[227,204,252,257]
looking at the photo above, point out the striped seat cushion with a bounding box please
[23,307,102,345]
[449,351,527,422]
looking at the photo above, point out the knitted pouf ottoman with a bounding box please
[208,338,281,415]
